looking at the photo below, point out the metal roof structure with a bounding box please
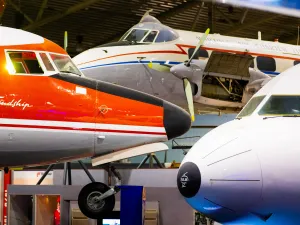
[1,0,300,57]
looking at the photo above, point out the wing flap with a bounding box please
[91,143,169,166]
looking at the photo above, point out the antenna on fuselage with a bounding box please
[258,31,261,40]
[140,9,153,22]
[64,31,68,51]
[139,9,161,24]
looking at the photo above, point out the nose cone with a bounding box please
[177,162,201,198]
[177,126,264,223]
[163,100,191,140]
[170,63,194,80]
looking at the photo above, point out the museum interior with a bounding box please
[0,0,299,225]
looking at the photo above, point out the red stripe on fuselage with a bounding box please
[78,43,300,66]
[0,123,166,136]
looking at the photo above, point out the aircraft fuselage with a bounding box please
[0,26,191,169]
[74,27,300,114]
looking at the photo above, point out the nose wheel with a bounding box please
[78,182,116,219]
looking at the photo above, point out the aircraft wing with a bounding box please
[91,143,168,166]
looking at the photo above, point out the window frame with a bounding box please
[141,30,159,43]
[256,56,276,72]
[122,28,151,43]
[258,95,300,116]
[49,52,83,76]
[294,60,300,66]
[39,52,56,72]
[4,49,60,76]
[236,95,266,118]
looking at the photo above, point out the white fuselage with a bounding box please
[74,28,300,114]
[177,64,300,224]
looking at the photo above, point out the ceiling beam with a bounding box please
[215,6,234,26]
[207,2,214,33]
[0,0,7,24]
[280,28,300,44]
[191,1,204,31]
[23,0,102,31]
[7,0,33,23]
[156,0,202,22]
[223,15,278,35]
[94,0,202,47]
[239,8,248,24]
[35,0,48,21]
[281,37,299,45]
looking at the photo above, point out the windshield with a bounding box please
[237,95,266,118]
[258,95,300,116]
[123,29,150,43]
[49,53,82,76]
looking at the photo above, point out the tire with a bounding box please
[78,182,115,219]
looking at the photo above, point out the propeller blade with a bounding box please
[186,28,210,66]
[183,78,195,122]
[64,31,68,51]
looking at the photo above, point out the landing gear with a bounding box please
[78,182,116,219]
[35,160,121,219]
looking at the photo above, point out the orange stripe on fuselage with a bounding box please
[77,43,300,66]
[0,75,164,128]
[0,38,164,128]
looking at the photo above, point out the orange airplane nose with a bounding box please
[163,100,191,140]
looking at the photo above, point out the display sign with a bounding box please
[2,171,11,225]
[13,171,53,185]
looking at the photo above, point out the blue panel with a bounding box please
[119,185,143,225]
[232,0,300,9]
[213,0,300,18]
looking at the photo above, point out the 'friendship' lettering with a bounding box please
[0,99,33,110]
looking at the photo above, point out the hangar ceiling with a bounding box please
[1,0,300,57]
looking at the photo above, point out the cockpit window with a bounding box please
[258,95,300,116]
[49,53,82,76]
[155,29,178,43]
[7,51,44,74]
[143,30,158,43]
[123,29,150,43]
[39,53,55,71]
[119,23,179,45]
[237,95,266,118]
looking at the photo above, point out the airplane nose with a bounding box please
[163,100,191,140]
[177,162,201,198]
[177,130,264,223]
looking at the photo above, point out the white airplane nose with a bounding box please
[177,126,264,222]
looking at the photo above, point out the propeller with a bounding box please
[186,28,210,67]
[184,78,195,122]
[182,28,210,121]
[172,28,210,122]
[146,28,210,122]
